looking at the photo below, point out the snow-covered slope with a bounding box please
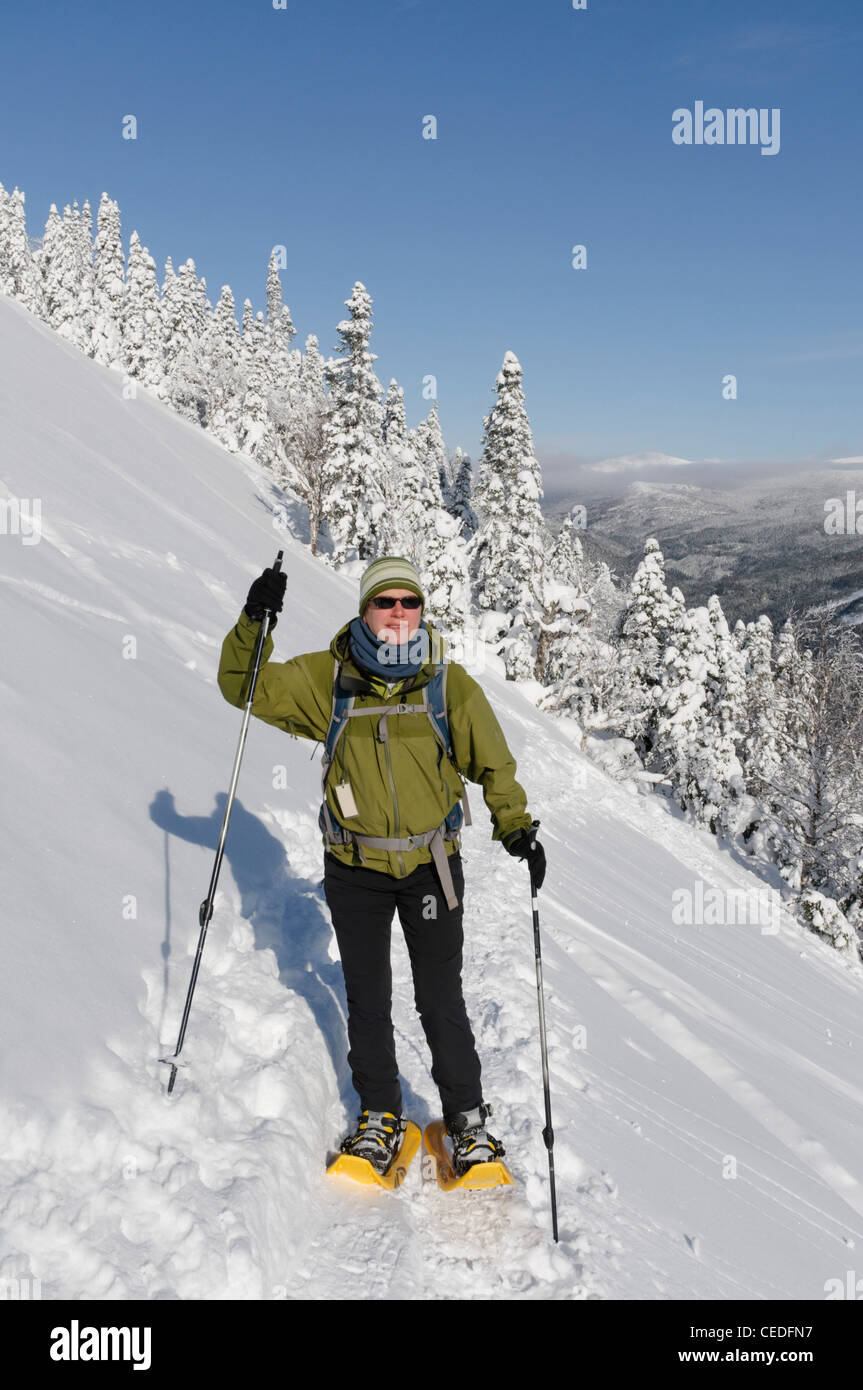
[1,292,861,1301]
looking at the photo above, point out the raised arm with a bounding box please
[217,609,332,742]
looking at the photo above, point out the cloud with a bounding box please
[585,451,695,475]
[663,20,861,72]
[763,343,863,366]
[724,22,846,54]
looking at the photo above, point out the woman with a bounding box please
[217,555,546,1175]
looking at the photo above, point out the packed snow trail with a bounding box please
[1,292,862,1300]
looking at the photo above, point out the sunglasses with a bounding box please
[370,595,423,609]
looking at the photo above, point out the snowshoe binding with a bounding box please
[423,1104,514,1191]
[340,1109,406,1175]
[445,1103,506,1177]
[326,1110,422,1190]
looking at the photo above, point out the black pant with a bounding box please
[323,850,483,1117]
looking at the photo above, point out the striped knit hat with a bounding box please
[358,556,425,614]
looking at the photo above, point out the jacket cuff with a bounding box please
[501,819,532,849]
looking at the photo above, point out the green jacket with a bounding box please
[217,610,533,878]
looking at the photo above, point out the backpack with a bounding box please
[317,658,472,908]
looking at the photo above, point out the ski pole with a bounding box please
[162,550,284,1095]
[528,819,559,1242]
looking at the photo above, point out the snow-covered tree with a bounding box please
[0,184,42,308]
[739,614,781,816]
[121,232,163,386]
[35,201,92,352]
[277,333,329,554]
[650,597,713,811]
[238,353,280,465]
[768,614,863,914]
[471,351,547,679]
[71,200,95,349]
[447,448,477,541]
[420,510,471,636]
[414,401,447,506]
[538,559,629,741]
[688,595,747,833]
[35,203,64,323]
[534,510,589,684]
[615,538,683,754]
[266,250,295,343]
[162,257,209,424]
[91,193,125,366]
[382,379,406,446]
[199,284,244,447]
[320,282,388,564]
[240,297,259,368]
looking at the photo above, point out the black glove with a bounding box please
[503,822,546,889]
[244,566,287,628]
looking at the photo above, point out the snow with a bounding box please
[1,290,862,1301]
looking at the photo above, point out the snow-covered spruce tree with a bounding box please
[0,184,42,308]
[266,250,295,348]
[538,559,630,742]
[382,380,406,446]
[737,614,782,848]
[534,509,588,685]
[769,614,863,943]
[37,202,93,351]
[261,250,300,442]
[700,594,748,833]
[447,448,478,541]
[71,199,95,351]
[376,430,436,563]
[320,282,389,564]
[371,399,471,633]
[240,297,259,368]
[238,352,280,467]
[162,258,209,425]
[585,557,625,640]
[653,593,754,834]
[199,285,245,449]
[380,450,472,645]
[423,516,472,643]
[615,538,683,756]
[413,401,449,506]
[91,193,125,366]
[277,333,329,554]
[470,351,547,679]
[35,203,64,323]
[121,231,163,387]
[160,258,182,379]
[651,597,714,814]
[300,331,326,397]
[550,508,586,590]
[439,449,455,511]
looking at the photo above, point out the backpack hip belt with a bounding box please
[319,660,472,910]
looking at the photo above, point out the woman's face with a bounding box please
[362,589,423,645]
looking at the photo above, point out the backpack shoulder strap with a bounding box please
[424,662,451,758]
[322,660,354,788]
[425,661,472,826]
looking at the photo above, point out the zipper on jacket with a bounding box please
[383,732,405,876]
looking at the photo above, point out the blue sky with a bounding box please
[1,0,861,494]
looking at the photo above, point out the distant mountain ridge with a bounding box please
[550,469,863,627]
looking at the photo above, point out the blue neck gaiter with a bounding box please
[348,616,429,681]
